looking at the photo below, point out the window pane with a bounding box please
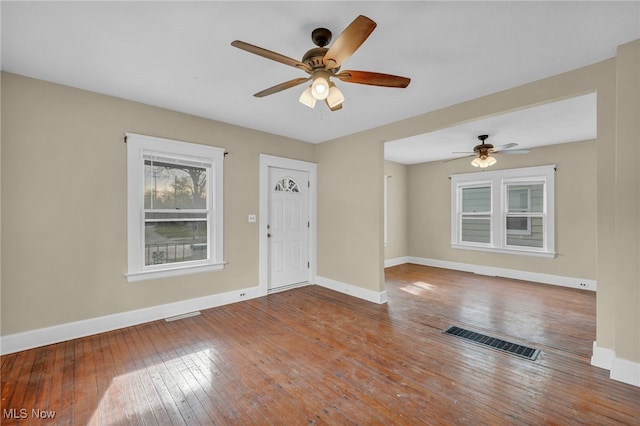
[144,160,207,210]
[144,219,207,265]
[461,216,491,243]
[462,186,491,212]
[506,216,531,235]
[507,184,543,213]
[506,217,543,248]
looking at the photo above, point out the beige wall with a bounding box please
[407,140,597,279]
[1,72,315,335]
[384,161,408,261]
[612,40,640,363]
[316,137,385,293]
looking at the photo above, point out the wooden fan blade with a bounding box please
[324,15,377,68]
[254,77,311,98]
[336,70,411,88]
[231,40,311,73]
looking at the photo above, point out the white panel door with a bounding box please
[269,167,309,289]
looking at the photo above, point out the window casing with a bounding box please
[451,165,555,257]
[126,133,225,282]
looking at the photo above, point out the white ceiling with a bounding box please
[385,92,597,164]
[2,1,639,154]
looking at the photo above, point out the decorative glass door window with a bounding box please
[274,177,300,192]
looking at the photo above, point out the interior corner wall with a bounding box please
[384,160,408,262]
[315,137,385,294]
[0,71,315,336]
[613,39,640,367]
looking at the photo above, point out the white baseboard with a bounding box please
[591,341,615,369]
[384,256,410,268]
[407,256,597,291]
[592,341,640,387]
[0,285,263,356]
[316,276,387,304]
[611,357,640,387]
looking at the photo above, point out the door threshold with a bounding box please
[267,282,310,295]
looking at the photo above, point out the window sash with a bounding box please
[144,158,210,211]
[460,215,492,245]
[461,184,491,213]
[142,158,212,269]
[504,215,544,248]
[505,215,532,235]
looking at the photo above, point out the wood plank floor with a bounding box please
[2,264,639,425]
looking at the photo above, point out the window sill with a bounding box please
[451,244,556,259]
[126,262,226,283]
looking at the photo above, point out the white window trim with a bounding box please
[450,165,555,258]
[126,133,225,282]
[384,175,390,247]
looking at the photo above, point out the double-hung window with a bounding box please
[126,133,225,282]
[451,165,555,257]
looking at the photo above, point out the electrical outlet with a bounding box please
[248,214,256,223]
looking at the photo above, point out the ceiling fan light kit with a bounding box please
[471,155,497,168]
[326,82,345,109]
[231,15,411,111]
[299,86,316,108]
[311,70,330,100]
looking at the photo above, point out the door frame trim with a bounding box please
[259,154,317,295]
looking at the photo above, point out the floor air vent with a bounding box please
[443,326,539,361]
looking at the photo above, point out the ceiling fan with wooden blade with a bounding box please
[449,135,530,168]
[231,15,411,110]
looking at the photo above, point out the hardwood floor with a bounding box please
[2,264,639,425]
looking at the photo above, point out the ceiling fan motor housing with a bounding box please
[474,135,493,158]
[302,47,330,69]
[474,143,494,157]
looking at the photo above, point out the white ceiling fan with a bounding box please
[452,135,530,168]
